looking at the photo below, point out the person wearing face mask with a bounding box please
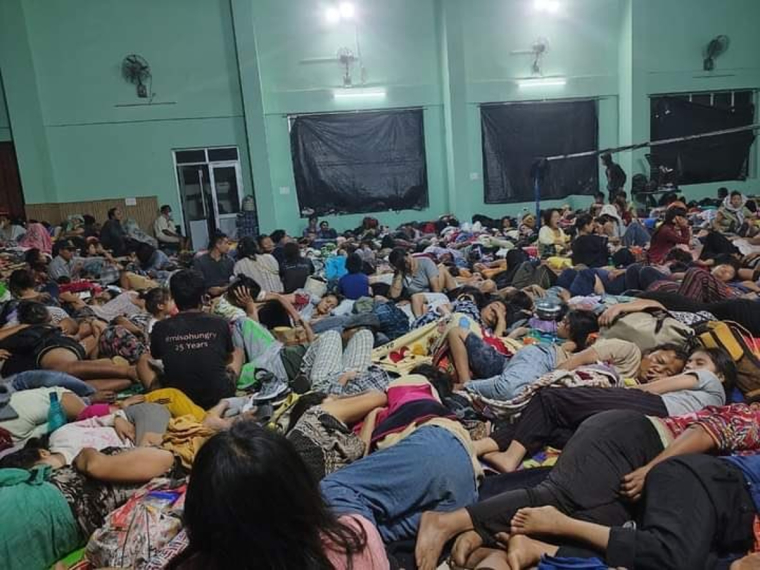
[153,205,187,251]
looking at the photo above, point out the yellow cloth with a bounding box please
[124,271,159,291]
[546,256,572,271]
[161,415,214,469]
[145,388,206,422]
[371,313,488,375]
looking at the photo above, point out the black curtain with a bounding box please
[650,97,755,185]
[481,100,598,204]
[290,109,428,217]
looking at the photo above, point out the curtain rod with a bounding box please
[478,96,609,107]
[283,106,426,119]
[544,123,760,161]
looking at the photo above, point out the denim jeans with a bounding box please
[9,370,96,397]
[320,425,479,543]
[466,343,556,401]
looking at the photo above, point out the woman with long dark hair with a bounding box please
[180,421,388,569]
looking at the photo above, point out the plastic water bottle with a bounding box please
[47,392,66,433]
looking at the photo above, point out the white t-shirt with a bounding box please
[154,216,178,243]
[49,412,131,464]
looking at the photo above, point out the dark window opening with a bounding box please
[290,109,428,217]
[207,147,238,162]
[650,90,755,185]
[481,99,599,204]
[175,150,207,164]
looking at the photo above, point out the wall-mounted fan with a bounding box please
[121,54,151,98]
[300,46,373,88]
[703,35,729,71]
[511,37,551,75]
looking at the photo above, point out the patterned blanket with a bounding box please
[464,364,622,420]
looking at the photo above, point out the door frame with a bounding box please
[171,147,245,241]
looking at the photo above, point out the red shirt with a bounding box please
[661,403,760,454]
[648,223,691,264]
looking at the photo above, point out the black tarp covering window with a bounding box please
[290,109,428,217]
[650,96,755,185]
[481,100,598,204]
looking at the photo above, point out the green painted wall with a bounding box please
[6,0,251,216]
[251,0,447,232]
[0,0,758,233]
[631,0,760,202]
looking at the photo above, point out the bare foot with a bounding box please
[415,511,464,570]
[505,534,557,570]
[510,505,569,536]
[451,530,484,568]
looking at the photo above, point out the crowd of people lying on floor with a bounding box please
[1,187,760,570]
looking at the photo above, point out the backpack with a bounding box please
[599,309,693,352]
[373,301,410,341]
[86,479,186,569]
[695,321,760,399]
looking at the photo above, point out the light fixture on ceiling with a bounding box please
[534,0,560,14]
[333,87,386,99]
[339,2,355,19]
[517,77,567,88]
[326,2,355,23]
[325,6,341,23]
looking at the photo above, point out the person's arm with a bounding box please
[208,286,228,298]
[556,346,602,371]
[389,273,405,299]
[676,224,692,244]
[358,407,384,457]
[621,424,716,500]
[712,211,725,231]
[113,316,145,337]
[0,324,29,341]
[299,317,315,343]
[598,299,666,327]
[632,373,698,393]
[492,304,508,338]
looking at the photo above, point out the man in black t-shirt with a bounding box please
[192,233,234,297]
[571,214,609,268]
[149,269,243,409]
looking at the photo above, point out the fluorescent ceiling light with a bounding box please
[339,2,355,19]
[518,77,567,88]
[325,7,340,23]
[334,88,387,99]
[535,0,560,13]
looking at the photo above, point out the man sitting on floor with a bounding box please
[192,232,234,297]
[147,269,243,409]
